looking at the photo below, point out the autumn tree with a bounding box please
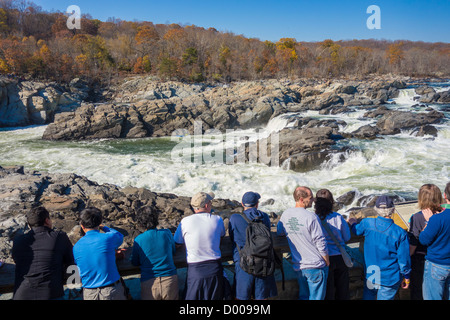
[135,24,159,56]
[276,38,298,77]
[316,39,344,76]
[0,0,449,83]
[133,55,151,74]
[386,42,404,67]
[0,8,9,35]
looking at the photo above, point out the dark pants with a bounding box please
[410,253,425,300]
[325,255,350,300]
[185,259,224,300]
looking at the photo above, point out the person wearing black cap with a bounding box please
[348,195,411,300]
[228,191,278,300]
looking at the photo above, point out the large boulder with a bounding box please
[42,103,152,140]
[257,126,342,172]
[376,110,445,135]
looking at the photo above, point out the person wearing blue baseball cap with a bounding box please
[348,195,411,300]
[228,191,278,300]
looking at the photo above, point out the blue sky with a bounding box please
[33,0,450,42]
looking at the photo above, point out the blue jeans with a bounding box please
[295,266,328,300]
[363,280,400,300]
[423,260,450,300]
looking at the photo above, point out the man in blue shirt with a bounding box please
[131,206,178,300]
[73,207,126,300]
[348,195,411,300]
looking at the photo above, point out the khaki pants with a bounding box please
[83,280,127,300]
[140,275,179,300]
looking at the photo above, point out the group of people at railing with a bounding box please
[8,182,450,300]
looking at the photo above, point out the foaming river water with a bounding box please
[1,86,449,215]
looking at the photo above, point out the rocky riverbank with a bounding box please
[0,77,103,127]
[1,76,449,173]
[39,75,449,141]
[20,75,443,172]
[0,164,410,264]
[0,165,244,264]
[40,76,407,140]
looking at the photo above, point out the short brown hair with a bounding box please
[293,186,312,202]
[418,184,443,213]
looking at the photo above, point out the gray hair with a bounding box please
[375,207,395,217]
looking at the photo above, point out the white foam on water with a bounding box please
[393,88,418,106]
[0,88,449,214]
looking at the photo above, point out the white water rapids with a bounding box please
[0,85,449,214]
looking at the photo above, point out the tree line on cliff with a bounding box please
[0,0,449,84]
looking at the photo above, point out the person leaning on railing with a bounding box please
[418,184,450,300]
[348,195,411,300]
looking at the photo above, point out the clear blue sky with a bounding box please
[32,0,450,42]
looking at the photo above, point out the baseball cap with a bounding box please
[375,195,394,208]
[242,192,261,207]
[191,192,215,208]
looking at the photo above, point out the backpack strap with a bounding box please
[273,249,285,290]
[239,212,253,224]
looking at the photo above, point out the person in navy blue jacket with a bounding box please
[418,183,450,300]
[348,195,411,300]
[228,191,278,300]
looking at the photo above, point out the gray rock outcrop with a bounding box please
[0,165,242,263]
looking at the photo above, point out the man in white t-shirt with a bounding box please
[174,191,226,300]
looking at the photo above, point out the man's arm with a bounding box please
[173,222,184,246]
[276,220,286,237]
[101,225,124,248]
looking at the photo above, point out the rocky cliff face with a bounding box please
[40,76,415,141]
[2,75,449,174]
[0,77,96,127]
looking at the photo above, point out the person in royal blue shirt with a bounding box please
[228,191,278,300]
[418,183,450,300]
[348,195,411,300]
[131,206,178,300]
[73,207,126,300]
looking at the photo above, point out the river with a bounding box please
[1,85,449,215]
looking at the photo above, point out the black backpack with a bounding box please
[236,213,284,287]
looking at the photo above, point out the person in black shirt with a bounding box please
[12,206,75,300]
[408,211,427,300]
